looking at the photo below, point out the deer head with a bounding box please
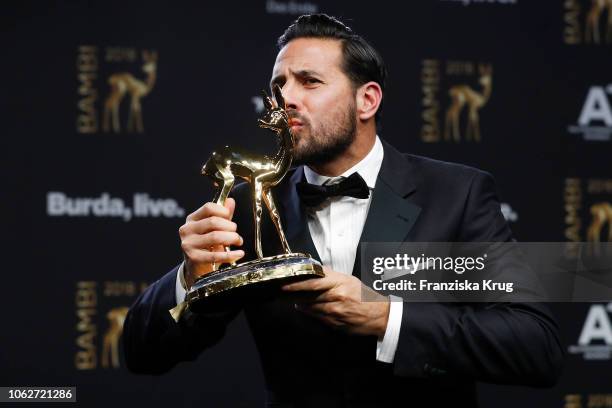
[478,64,493,86]
[141,50,158,74]
[258,84,289,132]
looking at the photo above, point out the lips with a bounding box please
[288,118,303,127]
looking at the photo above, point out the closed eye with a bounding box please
[303,77,321,85]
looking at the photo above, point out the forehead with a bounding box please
[272,37,344,77]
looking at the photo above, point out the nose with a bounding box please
[280,81,300,111]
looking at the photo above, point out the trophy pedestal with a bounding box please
[186,253,324,312]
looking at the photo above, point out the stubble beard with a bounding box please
[290,102,357,167]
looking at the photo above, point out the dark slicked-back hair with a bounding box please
[277,14,387,124]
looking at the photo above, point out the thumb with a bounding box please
[225,197,236,221]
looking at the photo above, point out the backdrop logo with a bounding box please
[568,84,612,141]
[76,46,158,134]
[564,0,612,45]
[75,281,147,370]
[265,0,318,14]
[565,393,612,408]
[439,0,517,5]
[564,178,612,257]
[421,60,493,143]
[101,306,129,368]
[47,192,185,222]
[500,202,519,222]
[588,202,612,247]
[568,303,612,360]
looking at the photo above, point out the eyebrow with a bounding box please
[270,69,323,89]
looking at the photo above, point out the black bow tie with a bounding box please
[296,172,370,207]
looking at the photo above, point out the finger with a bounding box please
[225,197,236,221]
[291,290,334,303]
[188,249,245,265]
[183,231,244,250]
[296,301,336,316]
[187,201,231,222]
[181,216,237,236]
[282,276,334,292]
[285,289,328,304]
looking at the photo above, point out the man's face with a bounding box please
[271,38,357,166]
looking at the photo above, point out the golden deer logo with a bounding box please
[444,64,493,142]
[585,0,612,43]
[102,50,158,133]
[587,202,612,255]
[101,306,129,369]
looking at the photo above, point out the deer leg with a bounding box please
[101,335,110,368]
[252,179,265,259]
[209,166,236,269]
[607,207,612,241]
[587,220,601,256]
[127,105,134,133]
[263,187,292,254]
[444,110,452,141]
[111,335,119,368]
[137,110,144,133]
[218,167,237,266]
[112,105,120,133]
[135,101,144,133]
[466,114,474,141]
[213,174,235,206]
[103,103,110,132]
[585,14,595,43]
[453,115,459,142]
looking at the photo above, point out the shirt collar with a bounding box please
[303,135,384,189]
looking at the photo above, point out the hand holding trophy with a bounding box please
[171,85,323,320]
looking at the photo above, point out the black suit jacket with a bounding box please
[123,140,564,407]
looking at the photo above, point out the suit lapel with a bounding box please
[352,140,422,277]
[275,167,321,262]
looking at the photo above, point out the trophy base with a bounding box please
[186,253,324,312]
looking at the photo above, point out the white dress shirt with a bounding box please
[175,135,403,364]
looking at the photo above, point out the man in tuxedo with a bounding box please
[123,14,563,407]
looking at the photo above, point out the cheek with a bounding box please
[303,86,355,127]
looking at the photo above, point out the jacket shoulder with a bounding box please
[403,153,492,182]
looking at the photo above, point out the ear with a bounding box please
[273,84,285,109]
[356,81,382,122]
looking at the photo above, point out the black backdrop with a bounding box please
[3,1,612,406]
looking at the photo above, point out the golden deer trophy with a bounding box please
[170,85,323,320]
